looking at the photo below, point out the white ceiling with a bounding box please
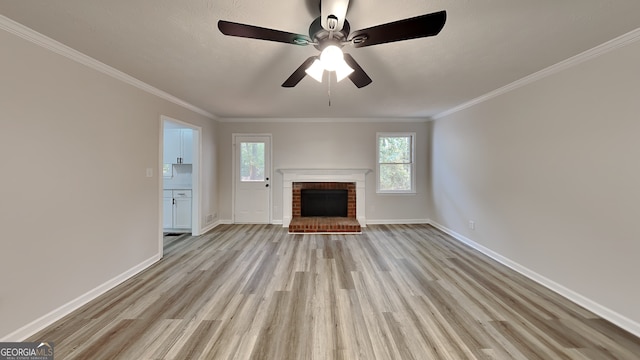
[1,0,639,119]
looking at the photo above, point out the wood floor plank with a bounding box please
[27,224,639,359]
[172,320,221,360]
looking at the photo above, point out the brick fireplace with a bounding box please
[292,182,356,218]
[279,169,370,233]
[288,182,360,233]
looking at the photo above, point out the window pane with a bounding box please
[379,164,411,191]
[163,164,172,178]
[379,136,411,163]
[240,142,265,181]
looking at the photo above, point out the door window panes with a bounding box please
[240,142,265,181]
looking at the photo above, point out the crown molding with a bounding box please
[216,117,430,123]
[433,27,640,120]
[0,14,216,120]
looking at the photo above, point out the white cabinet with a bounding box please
[180,130,193,164]
[162,191,173,229]
[163,190,192,230]
[164,129,193,164]
[163,129,181,165]
[173,190,192,229]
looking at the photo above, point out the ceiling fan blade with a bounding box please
[349,10,446,48]
[282,57,318,87]
[343,54,372,88]
[218,20,312,45]
[321,0,350,31]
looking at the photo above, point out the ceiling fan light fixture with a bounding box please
[219,8,447,89]
[305,59,325,83]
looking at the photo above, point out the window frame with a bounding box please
[376,132,416,194]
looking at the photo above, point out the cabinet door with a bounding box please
[163,129,182,164]
[180,129,193,164]
[173,197,192,229]
[162,197,173,229]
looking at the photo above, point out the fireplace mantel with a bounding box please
[279,169,370,227]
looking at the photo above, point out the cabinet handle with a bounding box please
[173,198,175,205]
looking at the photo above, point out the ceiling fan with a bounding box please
[218,0,446,88]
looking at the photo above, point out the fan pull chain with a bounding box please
[328,72,332,106]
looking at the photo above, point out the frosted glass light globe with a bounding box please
[320,45,344,71]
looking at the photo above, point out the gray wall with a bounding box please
[0,27,217,338]
[216,121,432,224]
[430,37,640,327]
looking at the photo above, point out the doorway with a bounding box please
[233,134,272,223]
[160,116,201,254]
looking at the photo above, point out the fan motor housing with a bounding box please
[309,17,350,51]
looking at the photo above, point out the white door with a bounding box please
[234,135,271,223]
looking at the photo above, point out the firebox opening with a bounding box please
[301,189,348,217]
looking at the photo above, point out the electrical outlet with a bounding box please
[468,220,475,230]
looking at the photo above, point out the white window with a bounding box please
[376,132,416,193]
[163,163,173,178]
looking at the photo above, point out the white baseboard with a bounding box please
[1,254,161,342]
[200,219,240,234]
[200,222,218,234]
[366,219,431,225]
[271,220,283,225]
[428,221,640,338]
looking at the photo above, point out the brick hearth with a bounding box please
[288,217,362,233]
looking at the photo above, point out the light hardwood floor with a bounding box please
[30,224,640,359]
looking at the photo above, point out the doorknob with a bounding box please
[265,184,269,187]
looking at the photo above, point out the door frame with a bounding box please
[159,116,202,252]
[232,133,273,224]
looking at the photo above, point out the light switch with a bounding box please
[146,168,153,177]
